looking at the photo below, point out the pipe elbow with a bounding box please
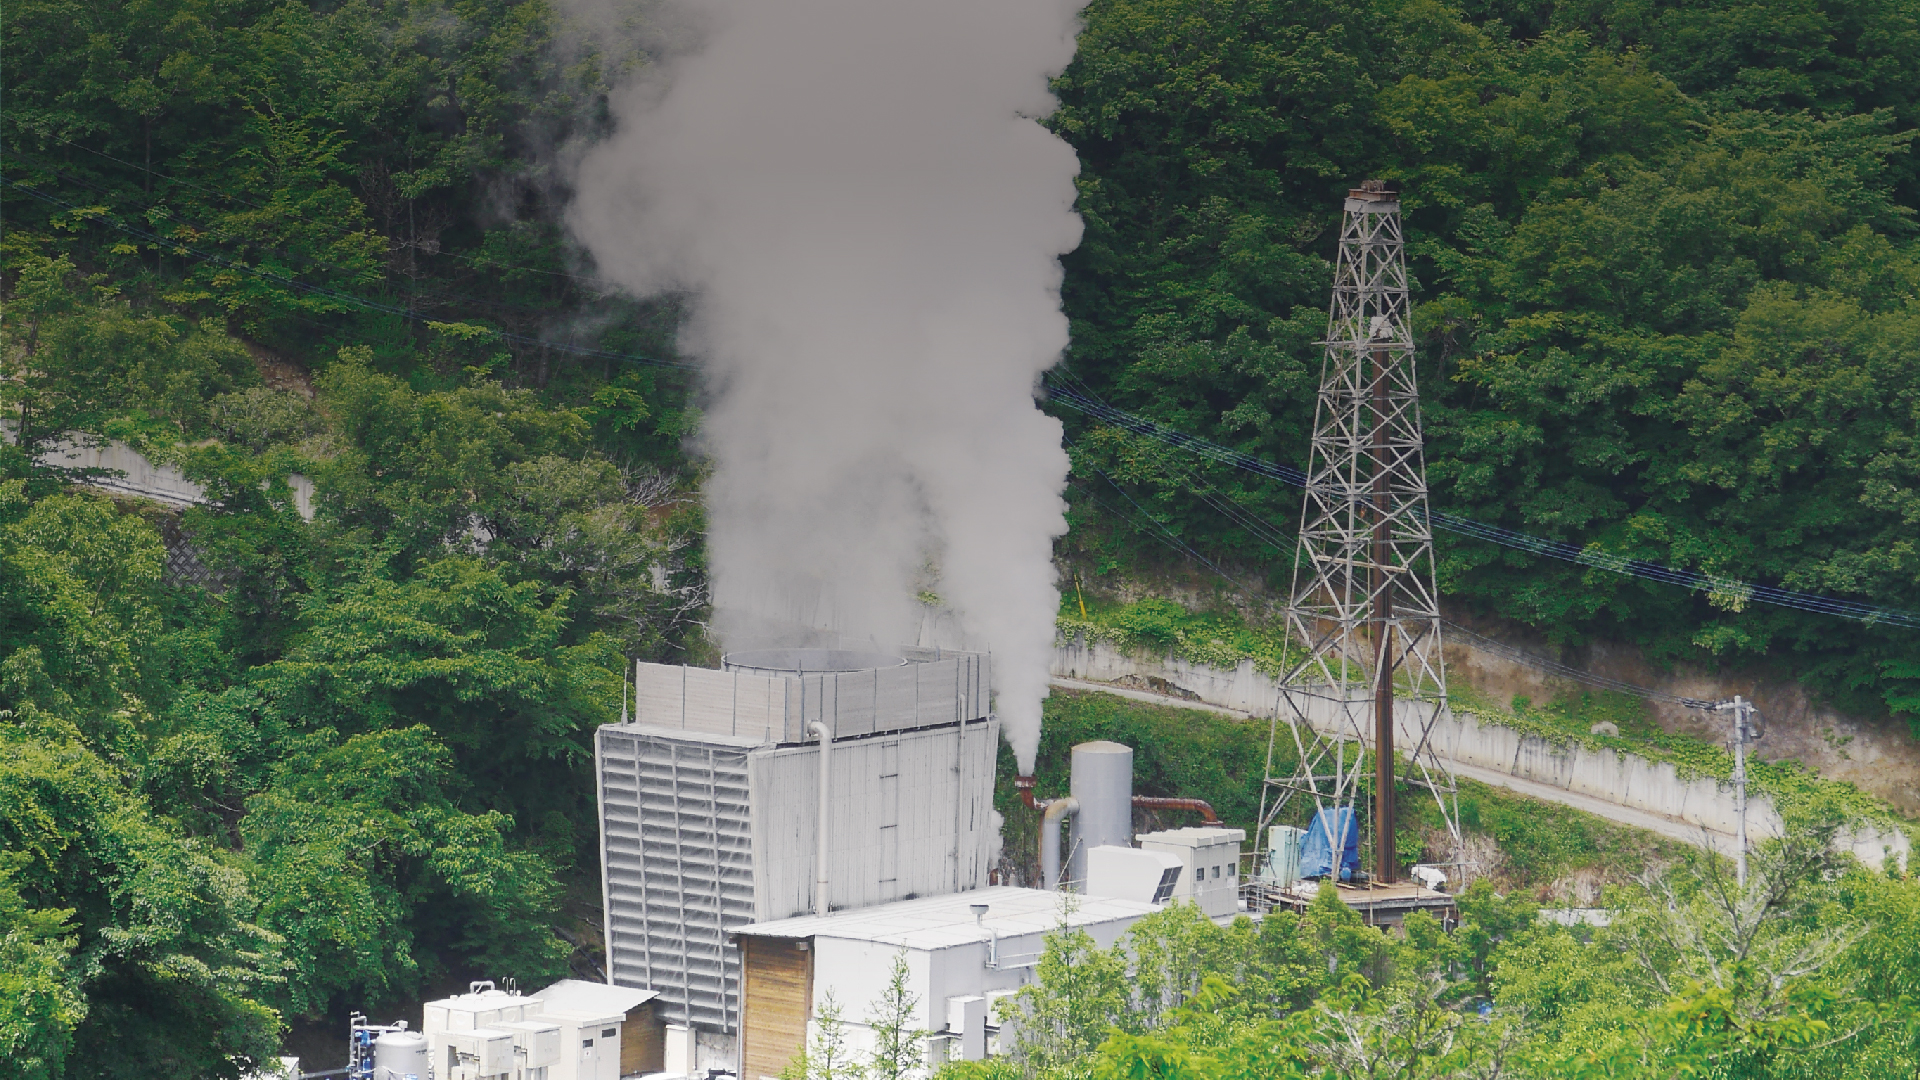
[1040,796,1079,891]
[808,721,831,740]
[1132,795,1221,825]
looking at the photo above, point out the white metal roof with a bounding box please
[733,886,1158,951]
[425,987,543,1015]
[531,979,658,1017]
[1139,826,1247,845]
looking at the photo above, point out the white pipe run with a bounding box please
[808,720,832,916]
[1040,797,1079,891]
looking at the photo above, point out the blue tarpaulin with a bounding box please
[1300,807,1359,880]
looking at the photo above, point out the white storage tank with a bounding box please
[372,1029,429,1080]
[1069,741,1134,887]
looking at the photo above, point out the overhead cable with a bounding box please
[1043,374,1920,630]
[1436,621,1719,710]
[1073,450,1723,713]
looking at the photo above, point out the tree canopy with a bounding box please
[6,0,1920,1070]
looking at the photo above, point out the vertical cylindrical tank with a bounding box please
[1068,741,1134,888]
[374,1030,429,1080]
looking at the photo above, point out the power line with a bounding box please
[1,176,695,374]
[1043,374,1920,630]
[1436,621,1717,710]
[1074,440,1722,713]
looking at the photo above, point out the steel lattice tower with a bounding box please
[1256,181,1459,886]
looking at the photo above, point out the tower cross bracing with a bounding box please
[1258,181,1460,886]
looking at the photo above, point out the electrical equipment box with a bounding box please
[443,1027,517,1079]
[1085,845,1184,905]
[1138,826,1247,917]
[500,1019,562,1074]
[1265,825,1306,888]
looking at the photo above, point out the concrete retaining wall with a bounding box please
[1052,635,1909,871]
[7,424,314,520]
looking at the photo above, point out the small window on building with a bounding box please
[603,1028,617,1038]
[582,1039,594,1048]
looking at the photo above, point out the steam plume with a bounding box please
[566,0,1084,771]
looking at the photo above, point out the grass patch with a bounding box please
[1058,599,1915,842]
[1057,595,1300,677]
[1000,685,1693,891]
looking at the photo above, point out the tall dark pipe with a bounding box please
[1371,336,1396,884]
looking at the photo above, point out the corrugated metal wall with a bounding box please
[632,654,990,743]
[599,728,757,1029]
[603,653,999,1036]
[749,718,1001,922]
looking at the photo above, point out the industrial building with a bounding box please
[731,887,1159,1080]
[347,981,658,1080]
[596,647,1001,1061]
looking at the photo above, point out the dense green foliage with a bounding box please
[1048,0,1920,725]
[0,262,703,1073]
[935,823,1920,1079]
[9,0,1920,1071]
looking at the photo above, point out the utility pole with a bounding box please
[1715,695,1762,887]
[1255,181,1461,891]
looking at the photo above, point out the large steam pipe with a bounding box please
[1040,797,1079,891]
[808,720,832,916]
[1131,796,1222,824]
[1015,774,1040,810]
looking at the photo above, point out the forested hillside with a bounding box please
[1050,0,1920,722]
[5,0,1920,1074]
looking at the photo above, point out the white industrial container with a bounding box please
[538,1010,625,1080]
[1265,825,1306,887]
[1085,845,1183,905]
[423,983,546,1080]
[1139,827,1247,918]
[528,980,659,1080]
[443,1028,518,1079]
[499,1020,561,1079]
[598,648,998,1034]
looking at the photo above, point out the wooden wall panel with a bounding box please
[740,937,813,1080]
[622,1001,665,1076]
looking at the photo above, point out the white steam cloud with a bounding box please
[566,0,1085,771]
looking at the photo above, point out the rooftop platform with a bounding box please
[1250,880,1458,928]
[731,885,1158,951]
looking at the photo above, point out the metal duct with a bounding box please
[808,720,832,915]
[1041,797,1079,891]
[1069,741,1134,888]
[1132,795,1221,824]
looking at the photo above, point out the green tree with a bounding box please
[1003,910,1134,1072]
[868,951,926,1080]
[784,991,864,1080]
